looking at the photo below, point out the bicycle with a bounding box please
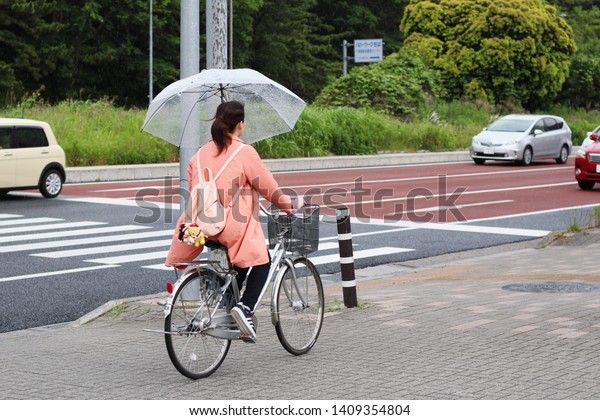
[155,203,324,379]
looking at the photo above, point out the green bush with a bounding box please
[313,50,444,118]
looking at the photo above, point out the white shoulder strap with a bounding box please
[195,143,245,182]
[214,144,245,181]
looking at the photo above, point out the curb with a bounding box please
[65,151,472,183]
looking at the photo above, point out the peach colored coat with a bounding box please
[165,137,293,268]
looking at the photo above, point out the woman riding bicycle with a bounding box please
[165,100,303,342]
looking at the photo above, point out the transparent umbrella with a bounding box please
[142,68,306,147]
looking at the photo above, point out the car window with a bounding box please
[543,118,559,131]
[0,127,11,149]
[487,118,534,132]
[532,119,545,133]
[12,127,49,148]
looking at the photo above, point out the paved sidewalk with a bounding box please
[1,230,600,399]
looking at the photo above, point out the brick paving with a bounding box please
[1,231,600,399]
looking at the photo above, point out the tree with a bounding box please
[400,0,577,109]
[0,0,180,107]
[314,49,443,118]
[557,5,600,109]
[248,0,329,100]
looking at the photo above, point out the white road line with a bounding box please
[309,247,414,266]
[32,239,173,258]
[326,181,577,208]
[0,229,174,253]
[465,203,600,223]
[141,241,344,271]
[0,225,150,243]
[0,217,63,227]
[0,221,106,235]
[283,166,572,189]
[0,265,120,283]
[404,200,514,213]
[57,195,180,209]
[0,214,24,220]
[85,250,168,265]
[93,185,168,192]
[349,218,550,237]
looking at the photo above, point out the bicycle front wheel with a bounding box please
[273,257,324,355]
[165,269,231,379]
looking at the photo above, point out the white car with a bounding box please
[470,114,572,166]
[0,118,66,198]
[581,125,600,149]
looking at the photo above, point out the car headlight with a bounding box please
[472,138,479,145]
[505,138,520,146]
[577,148,587,158]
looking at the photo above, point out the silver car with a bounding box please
[470,114,572,166]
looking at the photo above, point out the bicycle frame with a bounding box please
[163,222,294,340]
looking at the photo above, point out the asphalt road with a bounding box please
[0,158,598,333]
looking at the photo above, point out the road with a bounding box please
[1,157,598,332]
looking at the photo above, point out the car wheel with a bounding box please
[578,180,595,190]
[473,158,485,165]
[521,147,533,166]
[555,145,569,164]
[40,169,63,198]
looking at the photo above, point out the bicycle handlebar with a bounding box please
[259,200,318,219]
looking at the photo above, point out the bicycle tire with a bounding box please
[165,269,231,379]
[273,257,324,355]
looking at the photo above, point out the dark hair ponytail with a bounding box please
[211,100,245,154]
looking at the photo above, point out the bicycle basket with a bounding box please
[267,204,319,254]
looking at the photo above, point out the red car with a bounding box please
[575,132,600,190]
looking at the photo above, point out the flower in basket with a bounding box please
[178,223,206,247]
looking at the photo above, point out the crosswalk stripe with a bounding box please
[85,250,168,265]
[0,214,24,220]
[309,247,414,266]
[0,229,173,253]
[32,239,173,258]
[0,225,150,243]
[0,265,120,283]
[0,221,106,235]
[0,217,64,227]
[142,246,412,271]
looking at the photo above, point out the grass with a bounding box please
[105,302,125,317]
[2,98,599,166]
[326,297,366,312]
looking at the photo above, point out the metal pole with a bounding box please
[206,0,228,69]
[179,0,200,215]
[149,0,153,103]
[342,40,347,76]
[336,207,357,308]
[228,0,233,69]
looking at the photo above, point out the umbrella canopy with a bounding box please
[142,68,306,147]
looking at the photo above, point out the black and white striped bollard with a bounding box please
[336,207,357,308]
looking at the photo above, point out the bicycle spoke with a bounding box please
[274,258,324,355]
[165,269,231,379]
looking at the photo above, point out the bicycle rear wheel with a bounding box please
[165,269,231,379]
[273,257,324,355]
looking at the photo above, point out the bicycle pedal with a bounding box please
[240,333,257,344]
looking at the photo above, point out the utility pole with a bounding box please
[149,0,153,104]
[206,0,228,70]
[179,0,200,214]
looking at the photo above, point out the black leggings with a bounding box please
[234,258,271,312]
